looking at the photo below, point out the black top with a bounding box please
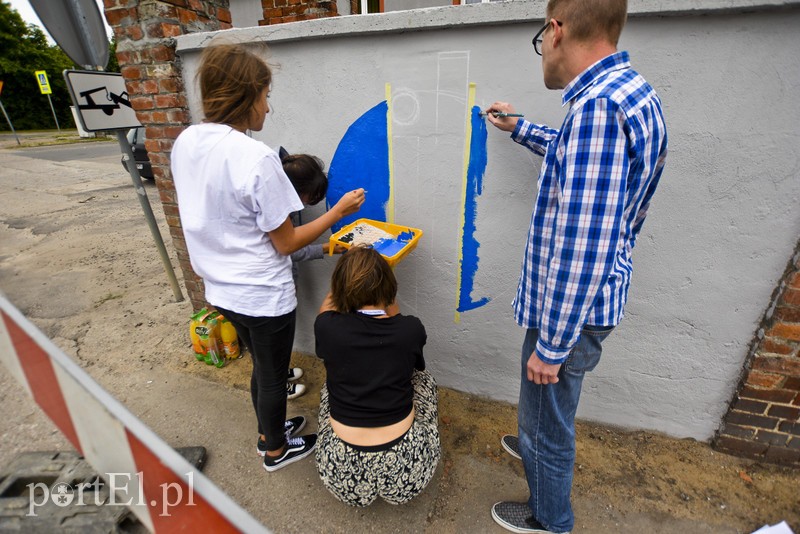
[314,311,427,427]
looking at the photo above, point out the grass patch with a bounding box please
[1,130,117,149]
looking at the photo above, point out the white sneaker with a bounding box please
[286,382,306,400]
[287,367,304,382]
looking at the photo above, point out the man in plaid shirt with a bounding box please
[486,0,668,532]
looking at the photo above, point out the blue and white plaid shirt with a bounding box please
[511,51,668,364]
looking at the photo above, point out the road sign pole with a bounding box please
[116,129,184,303]
[46,94,61,132]
[0,99,20,145]
[64,71,182,302]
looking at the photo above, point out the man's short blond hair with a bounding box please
[547,0,628,46]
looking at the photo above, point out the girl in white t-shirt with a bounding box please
[171,43,364,472]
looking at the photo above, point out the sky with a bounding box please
[6,0,113,44]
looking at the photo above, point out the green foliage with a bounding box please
[107,36,120,73]
[0,2,88,130]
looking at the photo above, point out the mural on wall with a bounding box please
[455,82,491,322]
[326,84,395,232]
[326,80,490,322]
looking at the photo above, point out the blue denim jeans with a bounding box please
[518,326,613,533]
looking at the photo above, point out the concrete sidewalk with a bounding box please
[0,135,796,533]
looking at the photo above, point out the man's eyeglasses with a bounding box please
[532,19,562,56]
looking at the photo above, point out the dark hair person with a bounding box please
[170,43,365,472]
[313,246,440,506]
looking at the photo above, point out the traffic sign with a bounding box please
[63,70,141,132]
[29,0,109,69]
[35,71,52,95]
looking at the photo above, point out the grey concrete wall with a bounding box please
[229,0,263,28]
[174,0,800,441]
[385,0,451,12]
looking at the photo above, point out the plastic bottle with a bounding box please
[218,315,240,359]
[197,311,224,368]
[189,309,208,361]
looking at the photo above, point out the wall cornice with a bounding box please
[176,0,800,52]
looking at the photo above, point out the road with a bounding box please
[5,139,121,164]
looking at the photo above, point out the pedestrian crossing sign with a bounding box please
[35,70,52,95]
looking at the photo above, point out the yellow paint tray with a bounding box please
[329,218,423,267]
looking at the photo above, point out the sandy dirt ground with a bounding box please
[0,134,797,533]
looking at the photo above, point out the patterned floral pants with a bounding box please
[315,369,441,507]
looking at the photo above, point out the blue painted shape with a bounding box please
[372,238,406,257]
[457,106,491,313]
[327,101,390,232]
[397,230,415,242]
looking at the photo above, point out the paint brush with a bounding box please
[479,111,524,118]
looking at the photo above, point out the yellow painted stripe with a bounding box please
[454,82,476,323]
[385,83,395,224]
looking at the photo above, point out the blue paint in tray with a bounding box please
[372,230,415,258]
[372,238,406,257]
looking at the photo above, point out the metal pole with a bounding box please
[0,99,21,145]
[116,129,184,302]
[47,94,61,132]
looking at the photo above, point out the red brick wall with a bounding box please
[715,245,800,465]
[258,0,338,25]
[104,0,232,312]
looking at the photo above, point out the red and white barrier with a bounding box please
[0,295,269,533]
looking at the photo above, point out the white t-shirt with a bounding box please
[171,123,304,317]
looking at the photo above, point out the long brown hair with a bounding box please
[196,43,272,127]
[330,246,397,313]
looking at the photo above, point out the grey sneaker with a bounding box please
[257,416,306,456]
[501,434,522,460]
[263,434,317,472]
[491,502,568,533]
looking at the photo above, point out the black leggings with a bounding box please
[214,307,295,451]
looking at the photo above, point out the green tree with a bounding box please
[0,2,81,130]
[107,35,120,73]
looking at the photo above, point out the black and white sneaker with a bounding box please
[286,382,306,400]
[287,367,303,382]
[257,416,306,457]
[263,434,317,472]
[491,502,567,533]
[501,434,522,460]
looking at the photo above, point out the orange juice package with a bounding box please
[189,309,209,361]
[218,315,241,359]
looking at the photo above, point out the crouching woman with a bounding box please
[314,245,440,506]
